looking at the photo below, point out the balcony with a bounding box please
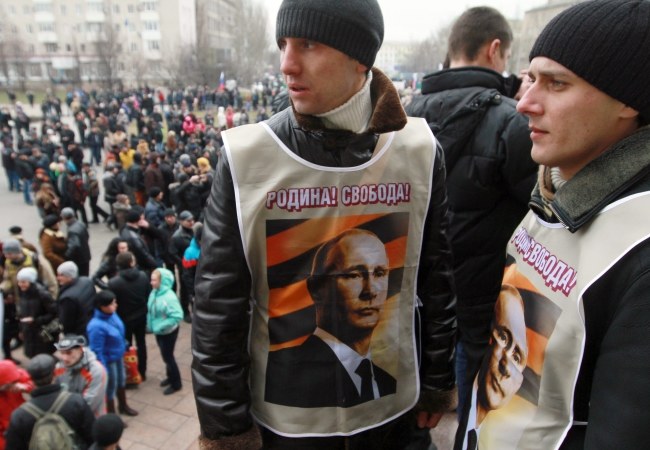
[141,30,161,40]
[85,11,106,22]
[37,32,58,43]
[34,12,55,22]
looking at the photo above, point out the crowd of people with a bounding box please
[0,65,276,450]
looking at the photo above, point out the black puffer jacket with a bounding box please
[58,276,96,336]
[107,267,151,323]
[192,68,457,440]
[406,67,537,361]
[5,384,95,450]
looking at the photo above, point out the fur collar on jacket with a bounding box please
[531,125,650,232]
[290,68,407,135]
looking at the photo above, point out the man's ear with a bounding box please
[619,104,639,120]
[487,39,502,66]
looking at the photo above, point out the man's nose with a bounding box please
[280,46,300,77]
[498,351,511,378]
[359,275,378,301]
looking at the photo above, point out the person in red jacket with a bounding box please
[0,360,34,450]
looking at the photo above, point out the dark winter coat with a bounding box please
[16,282,57,357]
[193,68,457,439]
[107,267,151,323]
[406,67,537,365]
[58,276,96,336]
[5,384,95,450]
[64,219,91,267]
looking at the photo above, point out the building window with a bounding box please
[33,3,53,13]
[114,24,121,31]
[128,4,135,13]
[38,23,55,32]
[61,5,67,15]
[76,4,82,15]
[29,64,42,77]
[9,5,15,14]
[113,4,120,13]
[29,44,35,53]
[23,5,30,14]
[86,23,103,33]
[142,2,158,12]
[26,24,33,33]
[117,43,123,52]
[11,25,18,33]
[130,42,138,52]
[143,21,158,31]
[147,40,160,51]
[81,44,86,52]
[45,43,58,53]
[66,44,72,52]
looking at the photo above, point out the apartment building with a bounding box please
[0,0,237,86]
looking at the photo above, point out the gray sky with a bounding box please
[266,0,547,42]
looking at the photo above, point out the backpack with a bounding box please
[428,88,502,173]
[21,391,80,450]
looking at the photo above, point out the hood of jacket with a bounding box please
[0,359,23,384]
[420,67,511,97]
[530,125,650,232]
[154,267,174,295]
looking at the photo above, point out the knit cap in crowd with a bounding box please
[92,413,124,446]
[276,0,384,69]
[530,0,650,121]
[43,214,61,228]
[26,354,57,385]
[57,261,79,279]
[17,267,38,283]
[61,207,76,219]
[2,238,22,254]
[179,210,194,221]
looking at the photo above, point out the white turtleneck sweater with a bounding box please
[315,71,373,133]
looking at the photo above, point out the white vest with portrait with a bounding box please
[466,192,650,449]
[223,117,436,436]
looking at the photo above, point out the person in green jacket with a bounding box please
[147,268,183,395]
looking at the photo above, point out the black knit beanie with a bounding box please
[530,0,650,121]
[92,413,124,447]
[276,0,384,69]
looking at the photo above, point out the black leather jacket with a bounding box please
[192,69,457,439]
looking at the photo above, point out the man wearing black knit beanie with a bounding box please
[193,0,457,448]
[455,1,650,449]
